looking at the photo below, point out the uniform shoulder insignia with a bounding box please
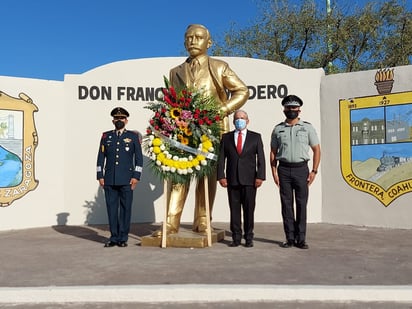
[303,121,312,125]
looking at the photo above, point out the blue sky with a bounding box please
[1,0,409,81]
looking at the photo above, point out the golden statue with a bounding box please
[153,24,249,236]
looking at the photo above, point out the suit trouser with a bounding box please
[166,170,217,232]
[227,185,256,242]
[104,185,133,242]
[278,164,309,243]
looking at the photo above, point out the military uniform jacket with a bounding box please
[270,119,319,163]
[96,130,143,186]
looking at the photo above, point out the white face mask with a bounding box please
[234,118,247,130]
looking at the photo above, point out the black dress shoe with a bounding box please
[295,241,309,249]
[228,241,240,247]
[104,241,117,248]
[117,241,128,247]
[280,240,294,248]
[245,240,254,248]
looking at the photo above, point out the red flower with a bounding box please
[164,95,173,105]
[170,86,177,99]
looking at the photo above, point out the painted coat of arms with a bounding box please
[340,69,412,206]
[0,91,38,207]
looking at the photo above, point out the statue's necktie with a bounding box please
[237,131,242,154]
[191,59,199,77]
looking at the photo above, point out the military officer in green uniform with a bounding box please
[97,107,143,248]
[270,95,321,249]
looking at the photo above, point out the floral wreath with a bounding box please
[144,77,222,184]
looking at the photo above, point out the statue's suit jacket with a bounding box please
[217,130,266,186]
[169,57,249,133]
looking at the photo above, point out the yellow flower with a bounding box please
[153,146,161,154]
[152,138,162,146]
[184,127,193,136]
[181,137,189,145]
[170,108,181,119]
[203,140,212,150]
[201,134,208,142]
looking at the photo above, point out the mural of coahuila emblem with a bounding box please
[340,68,412,206]
[0,91,38,207]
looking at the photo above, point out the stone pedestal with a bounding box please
[141,228,225,248]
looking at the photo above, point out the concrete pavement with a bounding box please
[0,222,412,308]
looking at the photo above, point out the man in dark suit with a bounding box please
[96,107,143,248]
[217,110,266,247]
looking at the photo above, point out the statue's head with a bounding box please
[184,24,212,58]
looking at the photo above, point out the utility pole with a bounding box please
[326,0,333,73]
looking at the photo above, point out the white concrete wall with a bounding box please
[0,57,324,230]
[320,65,412,228]
[0,76,64,230]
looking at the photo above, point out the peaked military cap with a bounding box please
[110,107,129,118]
[281,95,303,107]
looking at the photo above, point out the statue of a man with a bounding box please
[153,24,249,236]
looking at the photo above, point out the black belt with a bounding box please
[279,161,308,168]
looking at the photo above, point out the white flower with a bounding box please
[167,153,172,159]
[160,145,166,151]
[173,156,179,161]
[156,160,162,166]
[151,153,156,160]
[195,165,201,171]
[170,167,176,173]
[188,168,193,173]
[208,147,214,152]
[188,155,193,161]
[201,160,207,166]
[149,135,155,140]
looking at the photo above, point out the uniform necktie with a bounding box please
[237,131,242,154]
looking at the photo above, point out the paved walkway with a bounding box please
[1,223,412,308]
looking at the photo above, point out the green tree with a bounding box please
[211,0,412,74]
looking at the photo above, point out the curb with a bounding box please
[0,285,412,304]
